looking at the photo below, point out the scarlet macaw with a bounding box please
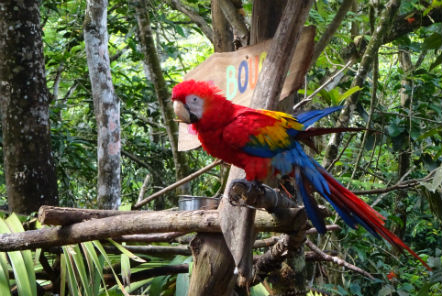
[171,80,430,270]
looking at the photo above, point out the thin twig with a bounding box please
[137,174,151,203]
[326,133,357,171]
[376,111,442,125]
[305,239,374,279]
[133,159,223,209]
[293,60,354,112]
[351,51,378,179]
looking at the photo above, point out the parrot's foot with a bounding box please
[228,179,265,208]
[231,179,262,193]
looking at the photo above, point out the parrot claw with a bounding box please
[228,179,264,208]
[230,179,262,193]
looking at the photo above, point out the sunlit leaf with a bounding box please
[0,217,36,296]
[336,86,362,104]
[107,239,146,263]
[0,252,10,296]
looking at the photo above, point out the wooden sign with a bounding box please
[178,26,315,151]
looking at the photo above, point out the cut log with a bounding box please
[38,205,147,226]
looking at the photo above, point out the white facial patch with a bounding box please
[185,94,204,120]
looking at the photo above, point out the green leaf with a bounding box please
[121,253,131,286]
[6,214,37,296]
[175,256,192,296]
[430,52,442,70]
[81,241,108,295]
[416,282,433,296]
[62,247,80,296]
[250,283,270,296]
[0,252,11,296]
[336,86,362,104]
[423,0,442,16]
[150,275,169,296]
[71,244,93,296]
[92,240,130,296]
[377,284,395,296]
[422,33,442,50]
[60,254,67,296]
[0,217,36,296]
[107,239,146,263]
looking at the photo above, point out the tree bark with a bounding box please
[134,0,190,196]
[218,0,313,289]
[38,205,147,225]
[250,0,314,110]
[0,208,305,251]
[250,0,287,45]
[211,0,234,52]
[188,233,236,296]
[84,0,121,209]
[219,0,249,47]
[0,0,58,214]
[322,0,402,168]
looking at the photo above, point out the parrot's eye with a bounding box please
[185,94,204,121]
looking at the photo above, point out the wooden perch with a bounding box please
[0,208,304,252]
[38,205,147,226]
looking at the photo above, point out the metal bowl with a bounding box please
[178,195,220,211]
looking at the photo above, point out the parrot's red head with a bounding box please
[171,80,234,129]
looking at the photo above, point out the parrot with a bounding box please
[171,79,431,271]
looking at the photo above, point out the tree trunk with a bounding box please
[84,0,121,209]
[134,0,190,196]
[0,0,58,214]
[188,233,236,296]
[250,0,287,45]
[211,0,234,52]
[186,2,237,294]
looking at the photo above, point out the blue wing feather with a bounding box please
[296,106,343,127]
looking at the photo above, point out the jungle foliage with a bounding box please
[0,0,441,295]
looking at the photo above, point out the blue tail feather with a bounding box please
[295,168,326,234]
[296,106,343,128]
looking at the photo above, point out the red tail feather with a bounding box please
[321,171,432,271]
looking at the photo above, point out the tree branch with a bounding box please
[305,239,374,279]
[167,0,214,43]
[311,0,353,65]
[219,0,249,47]
[384,7,442,44]
[103,244,191,256]
[113,232,185,243]
[134,0,190,193]
[38,205,145,226]
[0,208,305,251]
[133,159,222,209]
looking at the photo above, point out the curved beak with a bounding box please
[173,100,191,124]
